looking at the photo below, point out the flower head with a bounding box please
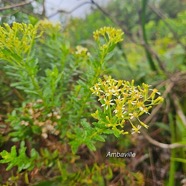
[93,27,124,51]
[0,22,38,62]
[93,27,124,43]
[131,125,141,134]
[91,75,164,135]
[75,45,90,57]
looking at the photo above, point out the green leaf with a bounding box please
[0,141,39,172]
[24,89,38,95]
[70,141,81,154]
[171,158,186,163]
[0,146,16,161]
[93,135,105,142]
[112,129,120,138]
[155,122,171,132]
[104,50,115,61]
[81,119,91,129]
[86,141,96,151]
[103,129,114,135]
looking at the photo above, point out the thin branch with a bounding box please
[42,0,46,17]
[0,0,33,11]
[90,0,115,22]
[48,1,91,18]
[142,130,186,149]
[142,72,186,149]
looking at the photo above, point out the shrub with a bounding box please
[0,21,163,185]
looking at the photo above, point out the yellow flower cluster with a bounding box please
[75,45,90,57]
[20,99,60,138]
[91,76,164,134]
[93,27,124,51]
[0,22,37,62]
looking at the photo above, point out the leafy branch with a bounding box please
[0,141,39,172]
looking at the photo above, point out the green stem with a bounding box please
[90,128,104,139]
[141,0,157,71]
[24,172,30,184]
[168,114,176,186]
[75,52,106,121]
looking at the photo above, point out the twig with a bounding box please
[42,0,46,17]
[141,130,186,149]
[48,1,91,18]
[141,72,186,149]
[0,0,33,11]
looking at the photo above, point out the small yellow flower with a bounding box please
[101,99,114,110]
[0,22,38,62]
[93,27,124,51]
[93,27,124,43]
[75,45,90,57]
[131,125,141,134]
[91,75,164,135]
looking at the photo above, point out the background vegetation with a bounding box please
[0,0,186,185]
